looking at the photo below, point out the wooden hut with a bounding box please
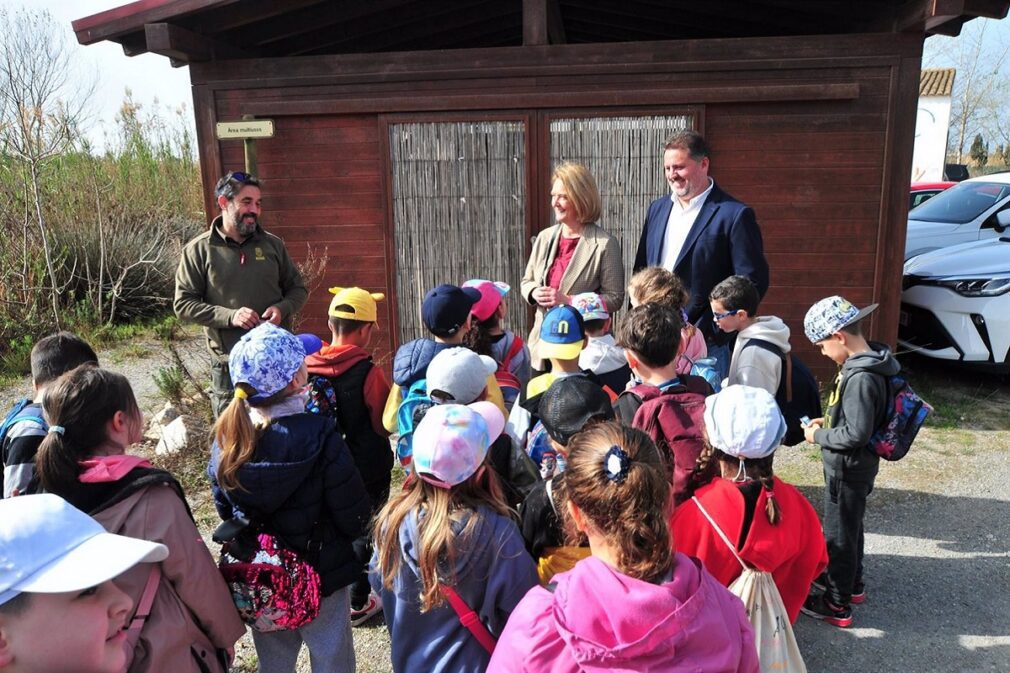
[73,0,1009,378]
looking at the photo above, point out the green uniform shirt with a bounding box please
[173,216,308,357]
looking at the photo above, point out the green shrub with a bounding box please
[153,365,187,405]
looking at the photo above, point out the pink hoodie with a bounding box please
[676,326,708,375]
[488,554,758,673]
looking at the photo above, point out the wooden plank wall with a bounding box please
[192,31,923,383]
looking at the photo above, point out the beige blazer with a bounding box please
[520,222,625,370]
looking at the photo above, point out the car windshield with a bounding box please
[909,180,1010,223]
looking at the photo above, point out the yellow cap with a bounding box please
[328,287,385,323]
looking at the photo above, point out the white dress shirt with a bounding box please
[659,178,715,271]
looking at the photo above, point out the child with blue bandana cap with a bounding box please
[208,323,371,673]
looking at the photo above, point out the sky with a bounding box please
[4,0,194,150]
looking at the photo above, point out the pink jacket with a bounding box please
[676,326,708,375]
[488,554,758,673]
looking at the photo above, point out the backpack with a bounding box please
[685,356,722,393]
[495,336,525,407]
[395,378,434,470]
[869,374,932,461]
[0,398,46,447]
[624,376,711,502]
[692,497,807,673]
[741,339,821,447]
[214,519,322,633]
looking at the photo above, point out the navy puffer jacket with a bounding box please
[209,412,370,595]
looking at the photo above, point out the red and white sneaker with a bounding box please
[350,592,383,627]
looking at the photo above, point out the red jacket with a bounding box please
[671,477,827,622]
[306,343,390,437]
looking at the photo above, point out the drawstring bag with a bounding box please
[693,497,807,673]
[214,517,322,633]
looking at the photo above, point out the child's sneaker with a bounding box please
[812,573,866,605]
[801,592,853,628]
[350,591,383,627]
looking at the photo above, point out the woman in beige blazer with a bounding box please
[521,162,625,371]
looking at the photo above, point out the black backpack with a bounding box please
[741,339,821,446]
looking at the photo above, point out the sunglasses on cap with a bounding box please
[226,171,253,183]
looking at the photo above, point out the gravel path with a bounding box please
[4,336,1007,672]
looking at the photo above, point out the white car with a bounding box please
[904,172,1010,259]
[899,236,1010,371]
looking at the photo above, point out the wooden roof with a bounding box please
[920,67,956,96]
[73,0,1010,66]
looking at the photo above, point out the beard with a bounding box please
[234,214,258,236]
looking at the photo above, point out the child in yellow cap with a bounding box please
[304,287,392,627]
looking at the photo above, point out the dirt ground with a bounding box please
[3,332,1007,673]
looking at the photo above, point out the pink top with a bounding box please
[676,325,709,375]
[547,236,579,289]
[488,554,758,673]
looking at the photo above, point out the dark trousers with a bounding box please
[822,465,875,606]
[210,357,233,419]
[350,477,391,608]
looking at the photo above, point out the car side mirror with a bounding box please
[995,210,1010,233]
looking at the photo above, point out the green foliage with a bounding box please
[0,335,35,377]
[970,133,988,166]
[153,365,187,405]
[153,315,183,341]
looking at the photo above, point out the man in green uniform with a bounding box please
[174,172,307,416]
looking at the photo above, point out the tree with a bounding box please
[0,7,93,326]
[924,19,1010,163]
[969,134,988,166]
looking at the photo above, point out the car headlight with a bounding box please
[934,278,1010,297]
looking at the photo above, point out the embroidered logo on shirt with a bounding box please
[255,247,266,261]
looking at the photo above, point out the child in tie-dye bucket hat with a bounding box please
[370,402,538,673]
[208,323,371,673]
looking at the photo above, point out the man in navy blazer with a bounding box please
[634,131,769,349]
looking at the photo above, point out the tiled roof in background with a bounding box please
[920,68,956,96]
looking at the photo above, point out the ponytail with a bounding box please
[463,314,497,358]
[564,422,673,583]
[213,384,264,493]
[36,364,139,495]
[714,450,781,526]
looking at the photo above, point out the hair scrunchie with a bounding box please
[48,425,65,435]
[233,388,248,400]
[603,445,630,483]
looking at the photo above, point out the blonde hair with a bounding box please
[628,267,689,310]
[213,383,291,492]
[551,162,602,225]
[373,467,511,611]
[564,422,673,583]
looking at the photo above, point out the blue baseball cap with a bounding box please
[422,284,481,336]
[538,304,586,361]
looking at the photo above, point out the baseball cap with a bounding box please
[537,304,586,361]
[804,295,879,344]
[0,494,168,605]
[462,280,510,322]
[426,347,498,404]
[229,323,305,400]
[538,376,615,446]
[297,333,323,357]
[412,402,505,488]
[328,286,385,323]
[704,385,786,460]
[570,292,609,321]
[422,284,481,336]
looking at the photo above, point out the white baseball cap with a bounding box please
[703,385,786,460]
[0,494,168,605]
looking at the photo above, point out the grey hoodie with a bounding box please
[727,316,791,395]
[814,342,900,476]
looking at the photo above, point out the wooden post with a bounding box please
[242,114,258,174]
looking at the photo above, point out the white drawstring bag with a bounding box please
[693,497,807,673]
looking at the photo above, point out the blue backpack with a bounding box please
[395,379,433,471]
[0,399,46,447]
[741,339,821,446]
[870,375,931,461]
[686,356,722,393]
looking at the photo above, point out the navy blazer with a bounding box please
[634,182,769,343]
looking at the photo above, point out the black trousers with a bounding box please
[350,477,391,608]
[822,464,876,606]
